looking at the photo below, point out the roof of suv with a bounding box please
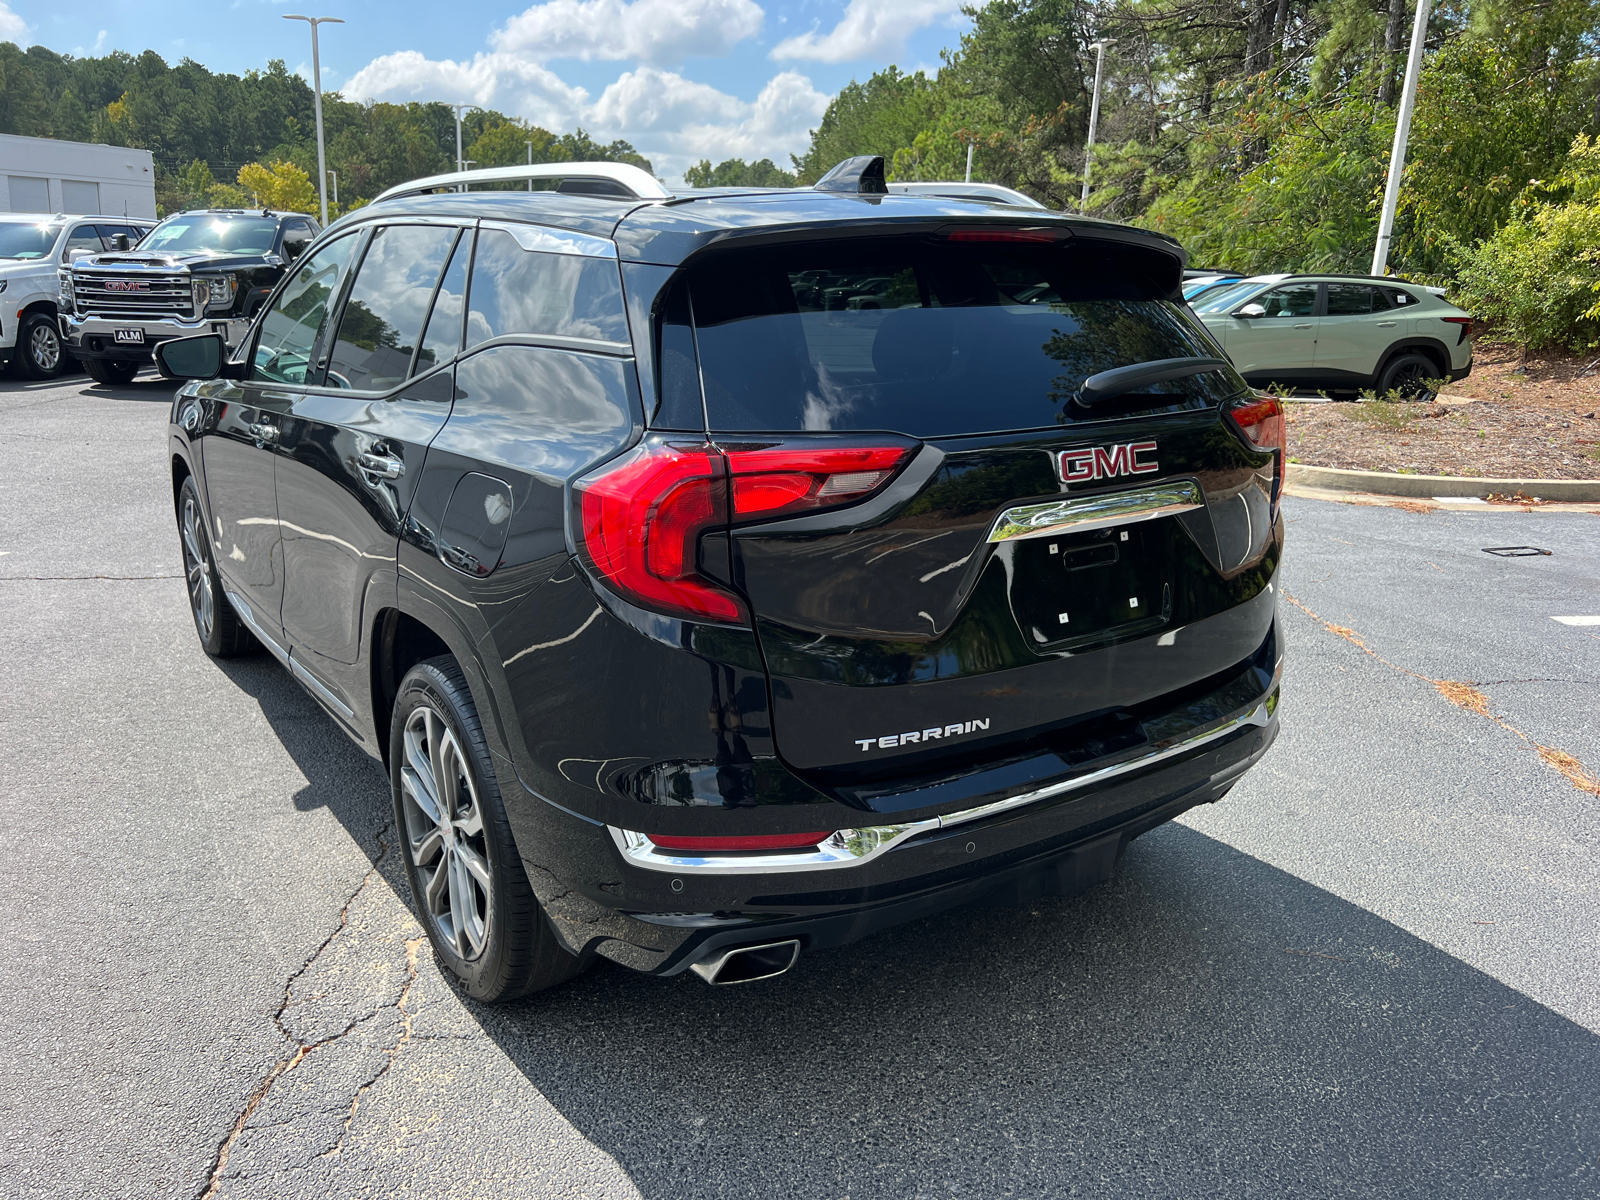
[334,188,1184,270]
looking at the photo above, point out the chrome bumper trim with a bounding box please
[987,480,1203,543]
[610,677,1279,877]
[63,314,250,347]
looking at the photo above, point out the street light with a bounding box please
[1371,0,1433,275]
[283,15,344,227]
[448,104,480,188]
[326,168,337,211]
[1080,38,1114,210]
[526,141,534,191]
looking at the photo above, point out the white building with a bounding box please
[1,133,156,218]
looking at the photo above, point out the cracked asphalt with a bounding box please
[2,372,1597,1200]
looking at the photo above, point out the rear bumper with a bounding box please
[522,630,1282,977]
[61,314,250,361]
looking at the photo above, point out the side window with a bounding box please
[251,234,358,385]
[414,231,469,376]
[326,225,458,392]
[1325,283,1385,316]
[64,226,103,257]
[465,228,628,349]
[280,221,313,261]
[1258,284,1317,318]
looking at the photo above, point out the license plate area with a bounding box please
[113,328,145,345]
[1010,521,1173,651]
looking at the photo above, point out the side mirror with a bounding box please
[67,247,95,264]
[113,233,131,251]
[156,334,229,381]
[1234,303,1266,318]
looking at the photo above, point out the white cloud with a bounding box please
[0,3,29,43]
[492,0,762,66]
[592,67,827,179]
[771,0,963,64]
[342,50,590,132]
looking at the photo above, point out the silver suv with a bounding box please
[0,213,154,379]
[1191,273,1473,396]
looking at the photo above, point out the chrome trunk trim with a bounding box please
[987,480,1204,543]
[610,676,1278,877]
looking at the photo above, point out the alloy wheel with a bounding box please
[1389,362,1432,398]
[180,494,214,640]
[29,323,61,373]
[401,706,493,959]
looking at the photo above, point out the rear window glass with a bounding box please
[688,236,1243,436]
[466,229,628,347]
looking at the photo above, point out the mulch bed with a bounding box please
[1285,343,1600,479]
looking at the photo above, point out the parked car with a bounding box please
[157,157,1283,1001]
[1191,272,1472,396]
[1182,272,1244,303]
[0,213,155,379]
[60,208,318,385]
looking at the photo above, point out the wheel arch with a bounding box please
[1376,338,1450,382]
[371,607,453,771]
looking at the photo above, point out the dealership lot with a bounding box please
[2,372,1596,1199]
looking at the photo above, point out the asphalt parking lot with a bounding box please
[2,370,1597,1200]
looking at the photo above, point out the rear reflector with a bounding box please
[647,831,831,852]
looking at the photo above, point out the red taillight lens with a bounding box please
[1441,315,1473,343]
[723,443,913,522]
[578,441,746,623]
[1229,394,1285,453]
[647,831,831,852]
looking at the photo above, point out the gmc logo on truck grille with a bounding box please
[104,280,150,292]
[1057,441,1159,484]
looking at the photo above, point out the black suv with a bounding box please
[62,208,319,385]
[158,158,1283,1001]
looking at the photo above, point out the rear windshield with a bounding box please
[687,236,1243,436]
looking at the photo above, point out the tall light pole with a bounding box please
[1371,0,1432,275]
[326,168,337,211]
[526,141,534,191]
[283,15,343,226]
[448,104,480,188]
[1080,39,1114,210]
[964,139,974,183]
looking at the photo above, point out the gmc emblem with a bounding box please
[105,280,150,292]
[1057,441,1160,484]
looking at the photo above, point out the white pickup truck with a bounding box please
[0,213,155,380]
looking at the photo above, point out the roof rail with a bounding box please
[375,162,673,204]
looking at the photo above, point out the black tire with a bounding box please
[1375,352,1439,400]
[390,656,587,1002]
[84,357,140,385]
[176,475,259,657]
[10,311,66,380]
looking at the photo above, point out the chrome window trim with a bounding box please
[610,676,1279,876]
[479,219,619,260]
[987,479,1204,543]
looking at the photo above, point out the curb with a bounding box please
[1286,462,1600,502]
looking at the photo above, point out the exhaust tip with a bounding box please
[689,939,801,985]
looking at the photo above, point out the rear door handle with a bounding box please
[358,451,404,480]
[1377,321,1398,327]
[1293,323,1313,329]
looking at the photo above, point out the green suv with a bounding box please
[1190,273,1473,396]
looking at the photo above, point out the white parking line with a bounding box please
[1436,496,1487,504]
[1551,615,1600,626]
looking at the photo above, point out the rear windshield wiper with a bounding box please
[1075,356,1230,408]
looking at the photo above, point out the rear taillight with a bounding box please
[577,441,743,623]
[1228,394,1285,515]
[577,437,915,624]
[1229,394,1285,454]
[646,831,831,852]
[1441,315,1473,344]
[944,228,1063,243]
[723,443,913,521]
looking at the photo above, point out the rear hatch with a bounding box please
[685,228,1281,788]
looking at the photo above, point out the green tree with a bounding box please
[683,157,797,187]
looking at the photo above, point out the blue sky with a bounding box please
[0,1,974,182]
